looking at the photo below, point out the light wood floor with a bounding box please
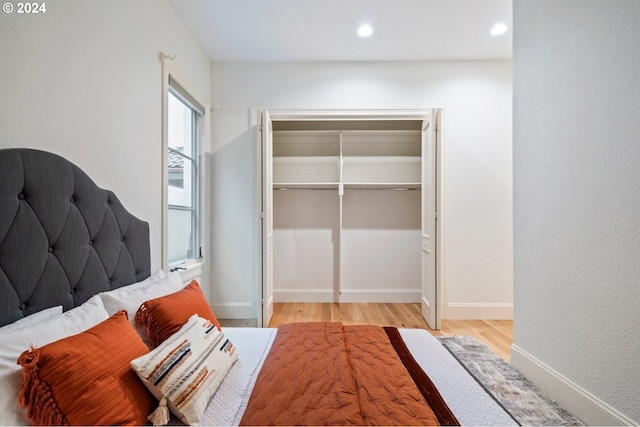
[221,302,513,362]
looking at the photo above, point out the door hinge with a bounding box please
[434,212,438,219]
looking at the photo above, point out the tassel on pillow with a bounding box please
[17,346,67,426]
[148,397,170,426]
[135,304,163,348]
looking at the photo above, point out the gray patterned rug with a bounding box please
[438,336,584,426]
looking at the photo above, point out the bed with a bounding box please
[0,148,518,426]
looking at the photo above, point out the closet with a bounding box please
[258,110,441,329]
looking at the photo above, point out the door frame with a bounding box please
[253,108,444,328]
[420,110,443,329]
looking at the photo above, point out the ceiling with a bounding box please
[168,0,513,62]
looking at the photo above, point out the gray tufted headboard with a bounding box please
[0,149,151,327]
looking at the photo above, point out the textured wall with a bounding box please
[513,0,640,422]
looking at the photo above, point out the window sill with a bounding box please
[170,259,206,283]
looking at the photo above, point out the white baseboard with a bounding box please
[273,288,421,303]
[445,302,513,319]
[211,302,254,319]
[273,289,335,302]
[510,344,637,426]
[339,288,421,303]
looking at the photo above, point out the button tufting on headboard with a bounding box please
[0,149,151,327]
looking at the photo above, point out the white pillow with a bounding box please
[113,268,169,293]
[0,295,109,426]
[131,314,239,425]
[0,305,63,333]
[99,270,185,343]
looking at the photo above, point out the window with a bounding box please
[167,77,203,268]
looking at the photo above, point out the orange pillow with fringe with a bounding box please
[17,310,155,426]
[135,280,221,348]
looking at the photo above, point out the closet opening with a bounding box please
[256,110,442,330]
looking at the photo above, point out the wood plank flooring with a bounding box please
[220,302,514,362]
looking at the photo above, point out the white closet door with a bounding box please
[421,110,440,329]
[260,109,274,326]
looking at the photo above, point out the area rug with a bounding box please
[438,336,584,426]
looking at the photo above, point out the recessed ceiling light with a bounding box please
[490,23,508,36]
[358,24,373,37]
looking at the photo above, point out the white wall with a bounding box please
[0,0,211,289]
[512,1,640,424]
[210,60,513,320]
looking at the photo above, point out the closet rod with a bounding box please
[344,187,420,191]
[274,187,336,191]
[274,187,420,191]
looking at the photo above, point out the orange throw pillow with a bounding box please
[17,310,155,426]
[135,280,221,348]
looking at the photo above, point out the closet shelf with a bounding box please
[342,157,421,184]
[273,156,340,184]
[273,182,421,190]
[343,182,421,190]
[273,182,339,190]
[342,155,420,162]
[273,156,340,163]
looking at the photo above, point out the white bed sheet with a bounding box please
[399,329,517,426]
[200,327,517,426]
[200,327,277,426]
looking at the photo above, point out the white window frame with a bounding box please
[161,57,207,278]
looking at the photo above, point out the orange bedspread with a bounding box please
[240,322,458,426]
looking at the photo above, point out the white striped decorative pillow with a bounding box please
[130,314,238,425]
